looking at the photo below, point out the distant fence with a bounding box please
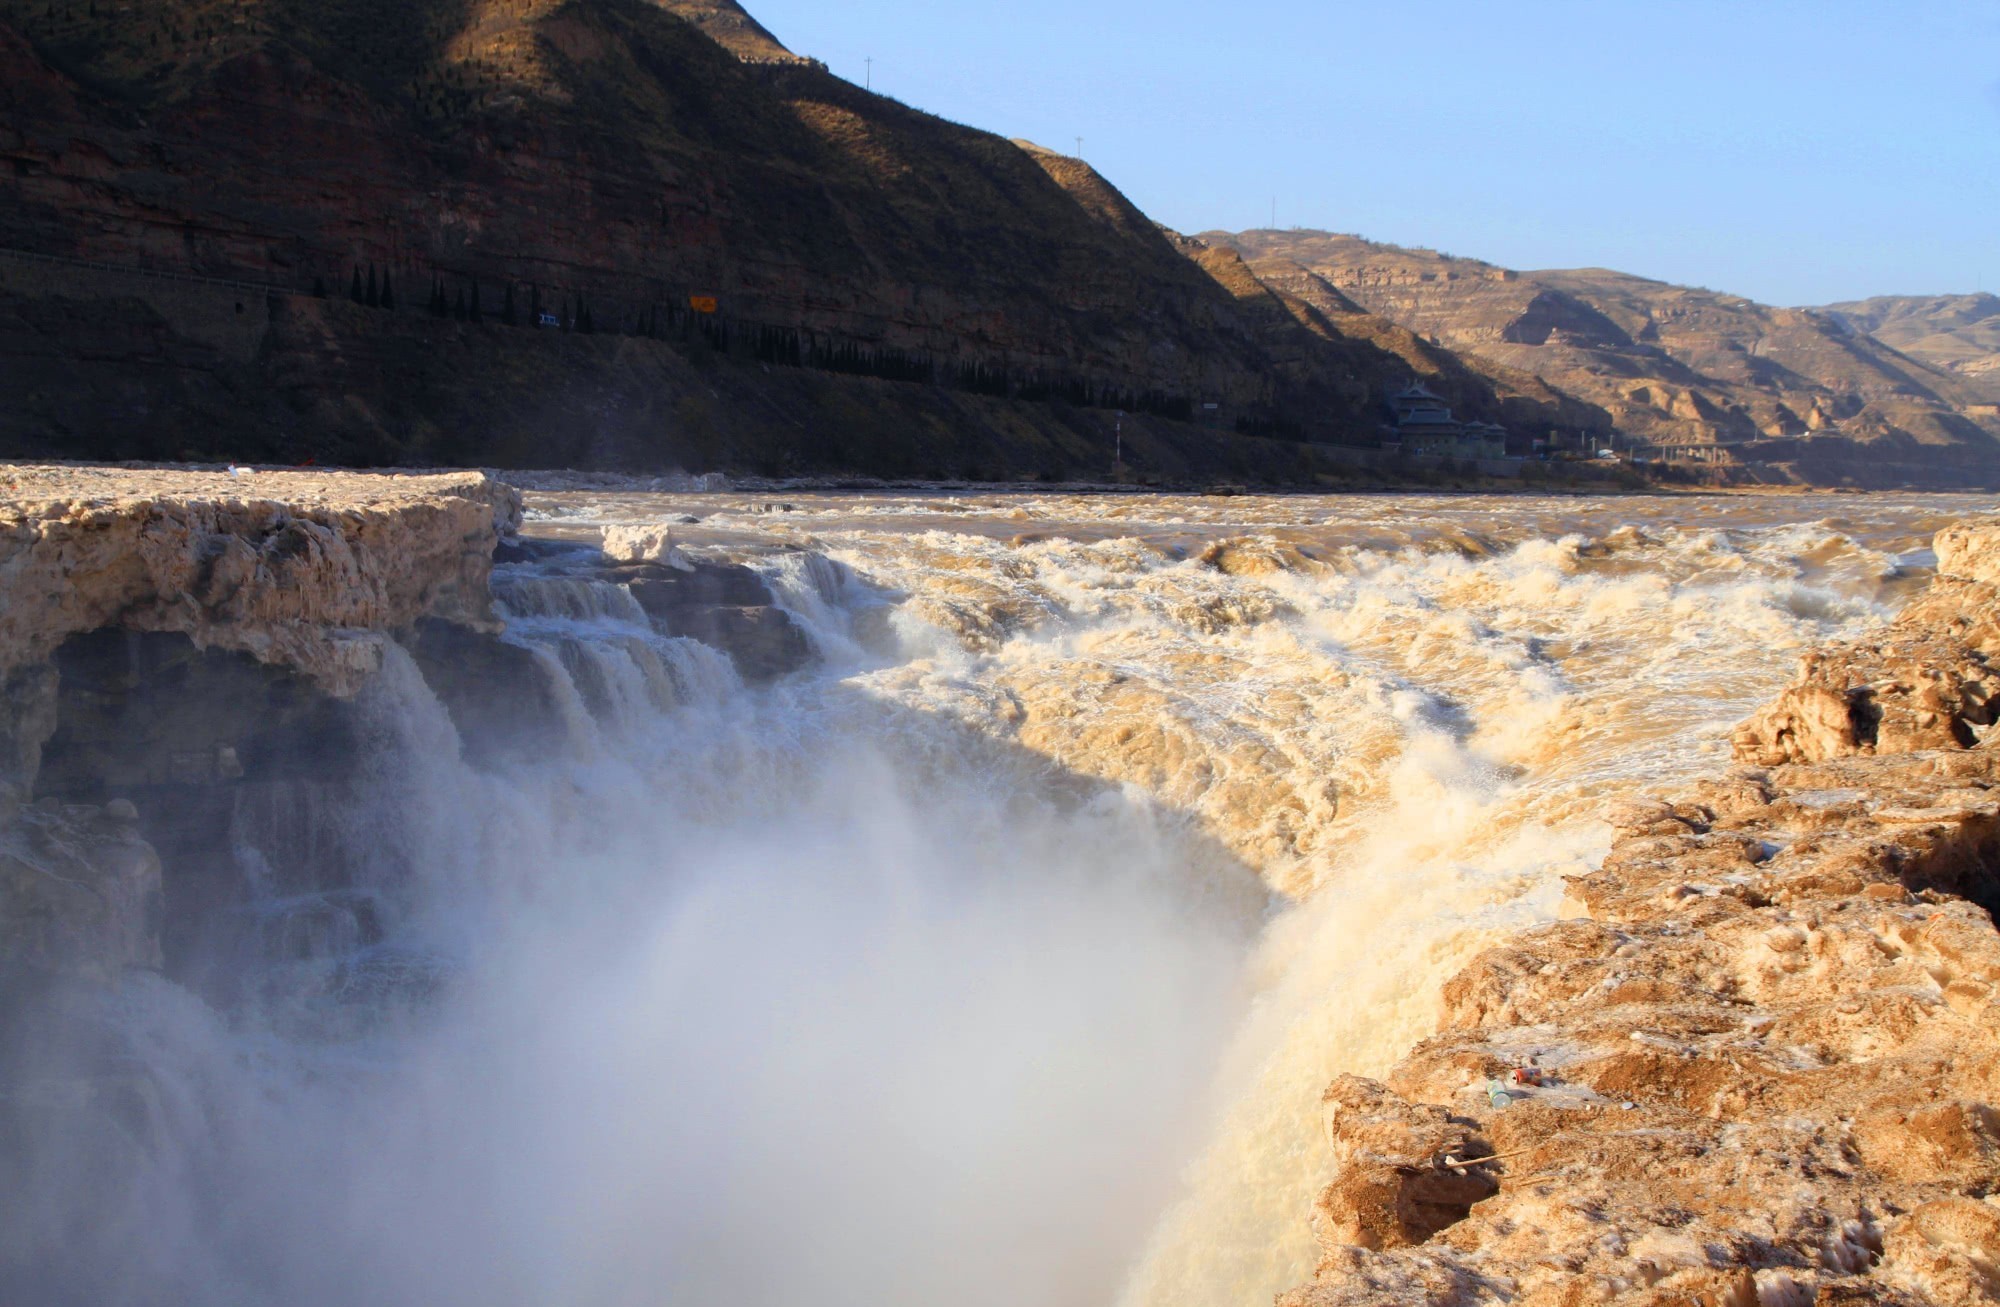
[0,245,291,300]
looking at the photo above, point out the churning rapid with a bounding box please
[8,489,1989,1307]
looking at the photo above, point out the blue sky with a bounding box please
[746,0,2000,307]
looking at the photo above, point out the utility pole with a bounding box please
[1115,411,1124,478]
[865,57,872,91]
[1075,136,1084,160]
[1271,197,1277,230]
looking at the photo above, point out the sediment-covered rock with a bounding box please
[0,466,520,983]
[1286,515,2000,1306]
[1734,521,2000,765]
[0,466,520,696]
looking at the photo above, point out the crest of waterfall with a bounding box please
[493,568,743,737]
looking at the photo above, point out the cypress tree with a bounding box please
[562,296,572,331]
[502,283,516,326]
[578,296,593,335]
[365,266,379,308]
[380,272,395,311]
[350,268,364,303]
[312,276,327,298]
[430,277,445,317]
[453,287,467,321]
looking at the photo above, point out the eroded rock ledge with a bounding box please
[0,466,521,699]
[0,466,523,983]
[1287,515,2000,1306]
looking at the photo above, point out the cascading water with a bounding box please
[4,490,1989,1307]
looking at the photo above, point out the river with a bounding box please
[12,489,1989,1306]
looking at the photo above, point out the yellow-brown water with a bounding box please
[18,488,1991,1307]
[529,488,1983,1304]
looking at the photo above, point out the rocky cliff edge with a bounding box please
[1287,515,2000,1305]
[0,466,521,981]
[0,466,521,698]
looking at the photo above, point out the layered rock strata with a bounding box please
[1286,515,2000,1305]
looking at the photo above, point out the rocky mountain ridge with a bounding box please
[1212,230,2000,487]
[1820,294,2000,402]
[1286,512,2000,1305]
[0,0,1581,473]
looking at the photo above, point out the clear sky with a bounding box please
[745,0,1999,307]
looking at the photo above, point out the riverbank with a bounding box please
[1284,513,2000,1305]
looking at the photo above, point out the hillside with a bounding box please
[1820,293,2000,400]
[0,0,1579,474]
[1211,230,2000,484]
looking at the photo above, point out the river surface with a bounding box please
[15,489,1993,1306]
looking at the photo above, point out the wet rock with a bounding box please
[1285,511,2000,1305]
[650,605,811,683]
[0,466,519,696]
[624,560,776,612]
[0,804,163,981]
[494,535,596,566]
[1734,513,2000,766]
[0,663,59,798]
[600,524,696,569]
[403,619,566,768]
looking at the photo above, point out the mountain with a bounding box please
[1819,293,2000,400]
[1210,230,2000,484]
[0,0,1989,486]
[0,0,1582,475]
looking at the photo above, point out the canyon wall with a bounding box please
[0,466,807,990]
[0,0,1599,472]
[1285,515,2000,1305]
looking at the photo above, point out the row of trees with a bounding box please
[311,265,1202,421]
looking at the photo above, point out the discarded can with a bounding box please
[1511,1066,1545,1087]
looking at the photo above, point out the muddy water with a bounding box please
[531,488,1985,1303]
[17,487,1988,1307]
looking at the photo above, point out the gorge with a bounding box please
[4,468,1998,1304]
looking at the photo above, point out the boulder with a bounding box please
[650,605,811,683]
[402,619,567,768]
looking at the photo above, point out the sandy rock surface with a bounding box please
[1286,516,2000,1306]
[1735,517,2000,766]
[0,465,521,694]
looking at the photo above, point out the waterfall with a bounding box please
[2,491,1984,1307]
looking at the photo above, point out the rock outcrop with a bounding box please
[1734,517,2000,765]
[0,466,519,987]
[1285,515,2000,1305]
[0,466,519,696]
[0,466,820,992]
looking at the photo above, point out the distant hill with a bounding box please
[0,0,1585,472]
[1819,293,2000,400]
[1210,230,2000,484]
[0,0,1990,486]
